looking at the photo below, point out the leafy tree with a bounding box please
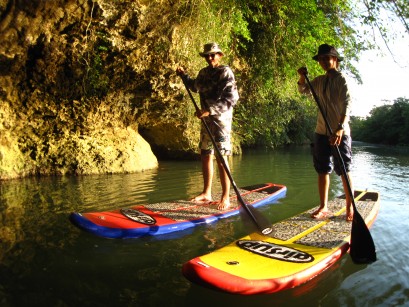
[352,98,409,145]
[223,0,367,146]
[229,0,408,147]
[172,0,408,149]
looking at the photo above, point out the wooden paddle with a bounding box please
[303,72,377,264]
[180,76,273,235]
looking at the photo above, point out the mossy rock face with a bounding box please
[0,0,183,179]
[0,0,250,179]
[0,100,158,179]
[74,125,158,175]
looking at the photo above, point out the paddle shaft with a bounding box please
[304,72,376,263]
[180,76,272,235]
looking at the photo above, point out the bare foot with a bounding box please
[346,206,354,222]
[217,199,232,211]
[310,209,331,219]
[190,193,212,203]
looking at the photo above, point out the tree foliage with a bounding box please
[172,0,408,148]
[230,0,361,147]
[351,97,409,145]
[236,0,408,147]
[63,0,409,150]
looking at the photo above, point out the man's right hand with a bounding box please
[176,66,185,76]
[297,67,308,84]
[196,109,210,119]
[297,67,308,76]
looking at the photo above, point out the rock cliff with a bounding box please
[0,0,214,179]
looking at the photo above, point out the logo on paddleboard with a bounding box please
[120,208,156,225]
[236,240,314,263]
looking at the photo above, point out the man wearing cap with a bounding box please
[176,43,239,210]
[297,44,354,221]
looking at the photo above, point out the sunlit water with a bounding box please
[0,143,408,307]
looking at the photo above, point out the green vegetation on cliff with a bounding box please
[0,0,407,179]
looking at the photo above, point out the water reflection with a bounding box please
[0,142,408,306]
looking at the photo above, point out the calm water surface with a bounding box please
[0,143,408,307]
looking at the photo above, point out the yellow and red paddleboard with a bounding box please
[182,190,380,295]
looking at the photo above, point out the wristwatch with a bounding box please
[337,123,345,130]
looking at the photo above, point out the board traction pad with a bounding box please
[139,187,276,222]
[270,194,377,249]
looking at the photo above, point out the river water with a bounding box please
[0,142,408,307]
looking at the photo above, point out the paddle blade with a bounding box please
[349,213,377,264]
[238,204,273,235]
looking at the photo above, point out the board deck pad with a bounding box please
[271,195,376,248]
[182,190,380,295]
[69,183,286,239]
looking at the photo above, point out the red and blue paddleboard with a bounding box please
[69,183,286,239]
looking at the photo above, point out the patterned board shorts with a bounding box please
[199,116,232,156]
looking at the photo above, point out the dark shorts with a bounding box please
[312,133,352,175]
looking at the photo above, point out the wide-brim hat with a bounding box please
[312,44,343,61]
[199,42,224,57]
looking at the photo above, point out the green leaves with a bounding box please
[172,0,408,148]
[351,98,409,145]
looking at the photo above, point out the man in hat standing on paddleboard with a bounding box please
[297,44,354,221]
[176,43,239,210]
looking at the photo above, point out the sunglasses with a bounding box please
[317,55,335,61]
[204,53,217,59]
